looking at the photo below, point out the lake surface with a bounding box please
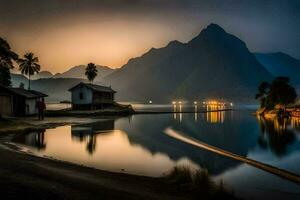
[13,107,300,200]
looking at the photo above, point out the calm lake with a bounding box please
[13,106,300,200]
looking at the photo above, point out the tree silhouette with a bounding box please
[18,52,40,90]
[268,77,297,108]
[256,77,297,109]
[85,63,98,83]
[255,81,270,108]
[0,37,18,86]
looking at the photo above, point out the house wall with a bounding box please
[0,95,12,116]
[71,86,93,105]
[93,91,114,104]
[13,96,26,117]
[25,99,38,115]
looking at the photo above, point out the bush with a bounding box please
[256,77,297,110]
[165,165,237,199]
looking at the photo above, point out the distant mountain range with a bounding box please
[53,65,114,80]
[11,65,115,102]
[12,65,114,80]
[104,23,272,103]
[255,52,300,85]
[11,74,86,102]
[32,71,53,80]
[11,70,53,80]
[10,24,300,103]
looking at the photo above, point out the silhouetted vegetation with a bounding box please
[165,166,237,200]
[166,165,193,183]
[256,77,297,110]
[18,52,41,90]
[85,63,98,83]
[0,37,18,86]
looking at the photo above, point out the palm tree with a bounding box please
[18,52,40,90]
[85,63,98,83]
[255,81,270,108]
[0,37,18,86]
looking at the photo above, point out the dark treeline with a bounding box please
[255,76,297,110]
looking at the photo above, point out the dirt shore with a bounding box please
[0,141,191,200]
[0,117,237,200]
[0,116,117,133]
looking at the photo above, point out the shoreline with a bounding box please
[0,128,237,200]
[0,140,186,200]
[0,116,119,134]
[0,109,234,133]
[0,110,240,199]
[45,108,233,117]
[133,108,233,115]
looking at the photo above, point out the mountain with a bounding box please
[10,24,274,103]
[29,78,87,102]
[10,70,52,80]
[104,23,272,103]
[31,71,53,80]
[11,74,28,87]
[10,65,114,102]
[53,65,114,80]
[255,52,300,85]
[11,74,86,102]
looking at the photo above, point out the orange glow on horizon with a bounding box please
[3,13,194,73]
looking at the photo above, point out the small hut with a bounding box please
[0,85,48,117]
[68,82,116,110]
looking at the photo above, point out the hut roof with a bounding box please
[0,85,48,99]
[68,82,116,93]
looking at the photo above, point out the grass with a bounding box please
[165,165,238,200]
[0,117,37,134]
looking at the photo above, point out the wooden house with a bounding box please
[68,82,116,110]
[0,85,48,117]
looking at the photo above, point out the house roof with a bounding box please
[27,90,48,98]
[68,82,116,93]
[0,85,48,98]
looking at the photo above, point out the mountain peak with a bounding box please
[189,23,228,44]
[166,40,183,47]
[199,23,226,37]
[206,23,226,32]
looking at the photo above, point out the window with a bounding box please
[79,92,84,100]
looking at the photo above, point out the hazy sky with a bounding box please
[0,0,299,73]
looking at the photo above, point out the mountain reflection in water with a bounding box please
[12,110,300,199]
[13,111,300,176]
[13,119,200,177]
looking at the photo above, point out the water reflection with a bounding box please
[256,116,297,157]
[13,120,200,177]
[291,117,300,130]
[205,105,225,124]
[14,113,300,174]
[194,105,198,121]
[11,111,300,200]
[172,104,226,124]
[14,129,46,151]
[172,104,183,122]
[71,120,115,155]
